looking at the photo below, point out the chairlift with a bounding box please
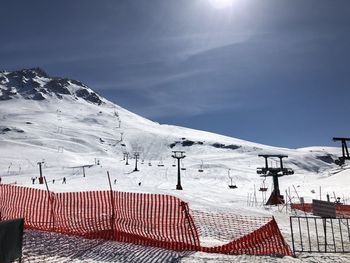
[198,160,204,172]
[228,179,237,189]
[259,178,268,192]
[227,169,237,189]
[172,159,176,167]
[158,160,164,167]
[180,159,186,170]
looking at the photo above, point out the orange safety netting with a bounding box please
[0,184,292,256]
[191,210,292,256]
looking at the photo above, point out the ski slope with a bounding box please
[1,69,349,262]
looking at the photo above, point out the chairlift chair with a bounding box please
[228,178,237,189]
[198,160,204,172]
[259,179,268,192]
[158,160,164,167]
[180,159,186,170]
[228,170,237,189]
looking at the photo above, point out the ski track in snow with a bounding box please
[22,230,350,263]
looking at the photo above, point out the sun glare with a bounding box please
[208,0,233,9]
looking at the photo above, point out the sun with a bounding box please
[208,0,233,9]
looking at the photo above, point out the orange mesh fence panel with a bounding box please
[0,184,53,231]
[191,210,271,244]
[291,203,313,213]
[191,210,292,256]
[336,204,350,217]
[112,192,200,251]
[53,191,113,239]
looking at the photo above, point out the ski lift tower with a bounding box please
[172,151,186,190]
[123,152,129,165]
[257,154,294,205]
[333,137,350,166]
[37,161,45,184]
[133,152,140,172]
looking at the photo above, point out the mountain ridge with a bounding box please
[0,68,103,105]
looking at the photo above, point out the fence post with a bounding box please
[323,218,327,252]
[314,217,320,252]
[290,217,296,256]
[44,177,55,231]
[180,201,200,250]
[0,184,2,221]
[107,171,115,240]
[339,219,345,252]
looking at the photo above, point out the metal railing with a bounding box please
[290,216,350,253]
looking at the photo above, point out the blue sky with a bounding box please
[1,0,350,148]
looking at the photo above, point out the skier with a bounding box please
[114,179,117,185]
[62,177,66,184]
[32,177,35,184]
[52,179,55,184]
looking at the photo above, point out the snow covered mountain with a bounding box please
[0,68,348,211]
[0,68,102,104]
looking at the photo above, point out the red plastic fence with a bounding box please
[191,210,271,243]
[0,185,53,231]
[291,203,350,217]
[0,184,292,256]
[192,210,292,256]
[290,203,313,213]
[336,205,350,217]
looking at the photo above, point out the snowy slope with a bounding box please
[0,68,347,208]
[1,68,350,262]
